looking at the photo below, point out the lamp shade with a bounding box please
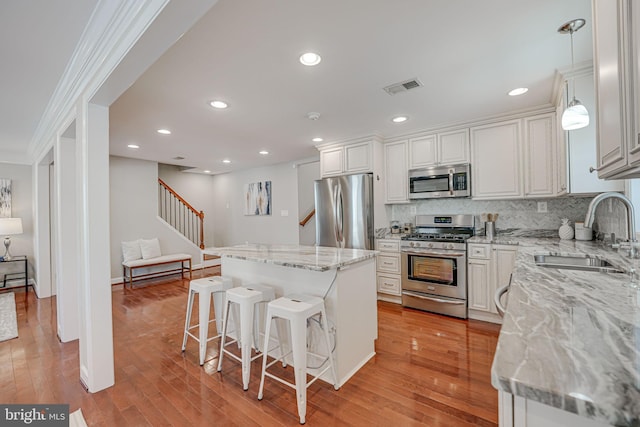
[0,218,23,235]
[561,97,590,130]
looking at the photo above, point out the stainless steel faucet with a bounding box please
[584,192,637,256]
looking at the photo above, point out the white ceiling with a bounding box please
[0,0,97,163]
[2,0,593,173]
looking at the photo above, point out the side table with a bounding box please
[0,255,28,295]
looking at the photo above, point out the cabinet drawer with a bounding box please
[376,239,400,252]
[377,253,401,273]
[377,274,401,296]
[468,244,490,259]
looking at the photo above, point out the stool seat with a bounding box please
[217,283,283,391]
[258,294,339,424]
[181,276,233,365]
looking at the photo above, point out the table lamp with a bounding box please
[0,218,23,261]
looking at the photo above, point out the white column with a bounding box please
[77,102,114,392]
[33,153,52,298]
[54,135,79,342]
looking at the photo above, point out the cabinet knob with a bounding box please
[589,166,602,174]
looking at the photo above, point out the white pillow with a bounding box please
[140,238,162,259]
[121,240,142,262]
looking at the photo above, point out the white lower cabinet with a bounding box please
[467,243,517,323]
[499,391,611,427]
[376,239,402,303]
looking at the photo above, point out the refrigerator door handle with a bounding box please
[336,184,344,246]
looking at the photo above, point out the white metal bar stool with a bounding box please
[181,276,233,365]
[217,284,283,390]
[257,294,339,425]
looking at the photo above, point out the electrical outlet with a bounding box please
[537,201,548,213]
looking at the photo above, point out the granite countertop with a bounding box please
[202,244,378,272]
[491,237,640,426]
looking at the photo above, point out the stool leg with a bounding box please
[198,289,212,365]
[212,291,225,336]
[217,300,232,372]
[257,307,274,401]
[274,318,287,367]
[239,301,255,391]
[182,290,195,352]
[319,307,339,390]
[290,317,308,424]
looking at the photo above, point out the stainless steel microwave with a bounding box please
[408,164,471,199]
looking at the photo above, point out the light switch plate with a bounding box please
[281,210,289,217]
[537,201,548,213]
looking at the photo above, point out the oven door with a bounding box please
[401,250,466,300]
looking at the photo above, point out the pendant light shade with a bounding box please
[558,18,589,131]
[562,97,590,130]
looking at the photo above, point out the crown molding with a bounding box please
[28,0,171,164]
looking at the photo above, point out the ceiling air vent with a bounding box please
[383,78,423,95]
[173,156,185,160]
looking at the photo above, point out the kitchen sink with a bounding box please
[533,254,625,274]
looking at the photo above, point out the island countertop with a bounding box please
[491,237,640,426]
[202,244,377,272]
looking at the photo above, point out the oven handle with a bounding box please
[401,250,466,258]
[402,291,466,305]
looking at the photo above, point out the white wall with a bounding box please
[109,156,202,279]
[211,161,301,246]
[297,161,319,245]
[158,164,216,247]
[0,163,34,283]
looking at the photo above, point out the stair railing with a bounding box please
[158,178,204,249]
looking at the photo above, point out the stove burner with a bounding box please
[402,232,472,242]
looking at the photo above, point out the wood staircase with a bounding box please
[158,178,205,249]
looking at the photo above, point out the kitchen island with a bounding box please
[489,235,640,427]
[202,244,378,387]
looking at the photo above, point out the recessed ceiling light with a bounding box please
[259,150,269,155]
[204,170,211,174]
[222,159,231,164]
[157,129,171,135]
[312,137,324,143]
[392,116,408,123]
[299,52,321,66]
[209,100,228,109]
[508,87,529,96]
[127,144,139,149]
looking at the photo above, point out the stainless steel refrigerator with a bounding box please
[314,173,373,250]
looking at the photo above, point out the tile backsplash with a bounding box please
[387,196,631,239]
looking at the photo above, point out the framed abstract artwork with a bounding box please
[0,179,10,218]
[244,181,271,215]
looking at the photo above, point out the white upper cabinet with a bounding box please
[438,129,470,165]
[384,141,409,203]
[320,147,344,177]
[470,120,523,199]
[409,135,437,168]
[319,141,373,177]
[408,129,469,169]
[592,0,640,178]
[523,113,556,198]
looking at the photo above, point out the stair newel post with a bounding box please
[199,210,205,249]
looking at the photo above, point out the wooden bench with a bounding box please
[122,253,192,288]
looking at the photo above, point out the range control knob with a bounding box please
[409,242,415,248]
[428,243,434,248]
[448,244,454,249]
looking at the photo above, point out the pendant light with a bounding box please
[558,18,589,130]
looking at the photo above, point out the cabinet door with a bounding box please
[409,135,437,169]
[470,120,523,199]
[593,0,630,177]
[524,114,555,198]
[438,129,469,165]
[468,258,492,312]
[320,148,344,177]
[384,141,408,203]
[492,245,517,315]
[345,142,372,173]
[377,274,401,296]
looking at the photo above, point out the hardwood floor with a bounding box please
[0,270,501,426]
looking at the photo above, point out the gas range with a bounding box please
[400,214,475,252]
